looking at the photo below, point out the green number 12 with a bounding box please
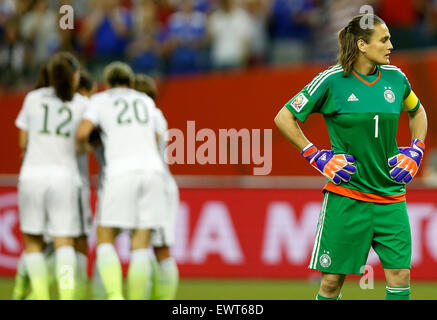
[39,104,72,137]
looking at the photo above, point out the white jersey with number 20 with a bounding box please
[83,87,164,178]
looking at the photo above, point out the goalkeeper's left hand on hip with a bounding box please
[301,143,357,185]
[388,138,425,184]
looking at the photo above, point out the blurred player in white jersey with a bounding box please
[74,70,98,299]
[134,74,179,300]
[15,52,89,300]
[76,62,167,300]
[12,68,97,300]
[12,64,53,300]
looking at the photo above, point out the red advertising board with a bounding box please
[1,186,437,280]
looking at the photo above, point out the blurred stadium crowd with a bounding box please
[1,0,437,88]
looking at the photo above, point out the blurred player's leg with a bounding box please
[20,241,55,300]
[152,246,179,300]
[47,178,81,299]
[96,227,124,300]
[54,238,77,300]
[43,242,55,295]
[92,261,106,299]
[150,176,179,300]
[12,253,29,300]
[23,234,50,300]
[74,236,88,300]
[74,180,92,300]
[127,229,152,300]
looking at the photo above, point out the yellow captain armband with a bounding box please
[403,90,420,112]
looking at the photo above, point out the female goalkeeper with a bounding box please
[274,14,427,300]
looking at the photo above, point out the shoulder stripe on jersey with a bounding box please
[380,67,402,71]
[307,66,342,94]
[307,67,342,96]
[380,65,406,77]
[380,65,399,69]
[380,65,402,71]
[309,69,344,96]
[306,66,339,84]
[306,66,342,92]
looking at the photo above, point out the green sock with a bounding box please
[55,246,77,300]
[97,243,124,300]
[316,292,342,300]
[385,286,410,300]
[75,252,88,300]
[127,249,152,300]
[12,253,29,300]
[156,257,179,300]
[24,252,50,300]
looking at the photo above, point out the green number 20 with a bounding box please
[39,104,72,137]
[115,98,148,125]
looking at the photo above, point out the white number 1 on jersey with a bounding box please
[373,115,379,138]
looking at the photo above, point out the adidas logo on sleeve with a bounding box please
[347,93,359,101]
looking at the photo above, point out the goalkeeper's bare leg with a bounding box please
[384,268,410,300]
[317,272,346,300]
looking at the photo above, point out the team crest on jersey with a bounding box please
[291,93,308,112]
[320,253,331,268]
[384,89,395,103]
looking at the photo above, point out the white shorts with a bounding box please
[97,170,167,230]
[18,177,81,237]
[150,174,179,247]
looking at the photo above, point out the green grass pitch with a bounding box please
[1,277,436,300]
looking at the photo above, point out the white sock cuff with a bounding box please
[159,257,177,268]
[131,248,152,263]
[17,253,27,270]
[55,246,76,269]
[56,246,76,256]
[25,252,48,276]
[25,252,45,263]
[97,243,116,256]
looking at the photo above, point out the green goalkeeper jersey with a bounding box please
[285,64,420,202]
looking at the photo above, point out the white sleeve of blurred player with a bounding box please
[15,90,33,130]
[82,93,102,126]
[153,107,169,158]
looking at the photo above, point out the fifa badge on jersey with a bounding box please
[291,93,308,112]
[384,88,395,103]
